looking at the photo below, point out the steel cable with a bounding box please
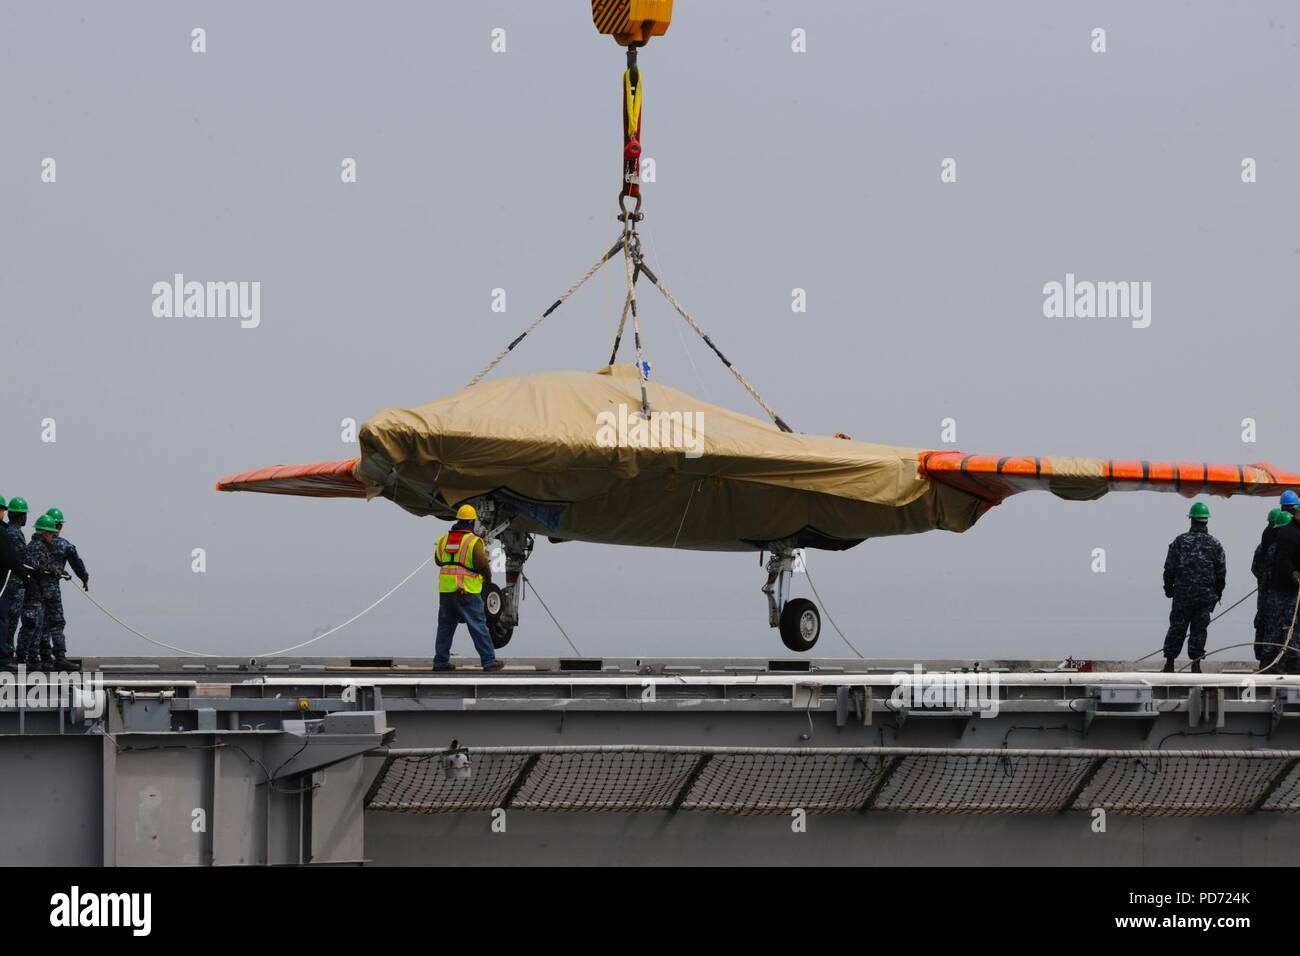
[803,564,866,659]
[521,571,582,657]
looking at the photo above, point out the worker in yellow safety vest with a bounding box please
[433,504,503,671]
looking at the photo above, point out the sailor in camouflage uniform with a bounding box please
[1266,498,1300,673]
[17,514,60,667]
[0,497,32,669]
[1161,501,1225,673]
[1253,508,1289,664]
[41,508,87,667]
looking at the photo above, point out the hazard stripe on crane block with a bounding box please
[593,0,673,46]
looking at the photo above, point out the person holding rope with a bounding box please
[1253,508,1289,665]
[1162,502,1226,673]
[41,508,87,669]
[16,513,63,668]
[0,497,31,671]
[1266,500,1300,673]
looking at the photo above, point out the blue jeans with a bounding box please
[434,591,497,667]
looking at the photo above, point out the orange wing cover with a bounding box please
[919,451,1300,506]
[215,458,365,498]
[215,452,1300,508]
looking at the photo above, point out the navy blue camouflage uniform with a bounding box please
[44,536,86,662]
[1267,521,1300,671]
[1253,524,1282,663]
[0,521,28,665]
[1162,523,1226,662]
[17,535,58,665]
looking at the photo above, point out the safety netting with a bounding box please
[365,746,1300,817]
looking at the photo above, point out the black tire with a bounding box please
[483,583,514,648]
[491,621,514,649]
[779,598,821,652]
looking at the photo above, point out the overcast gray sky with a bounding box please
[2,1,1298,663]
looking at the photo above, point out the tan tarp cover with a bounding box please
[218,365,1300,549]
[354,365,984,551]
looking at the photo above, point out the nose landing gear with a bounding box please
[763,549,821,652]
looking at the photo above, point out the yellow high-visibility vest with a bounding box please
[435,530,484,595]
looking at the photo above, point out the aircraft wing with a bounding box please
[918,451,1300,506]
[215,458,366,498]
[213,369,1300,550]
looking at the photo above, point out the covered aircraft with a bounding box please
[217,364,1300,652]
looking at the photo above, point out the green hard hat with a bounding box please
[1274,510,1294,529]
[0,496,5,510]
[6,497,28,514]
[1188,502,1211,521]
[44,507,63,524]
[33,514,58,533]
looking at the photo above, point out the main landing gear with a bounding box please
[481,522,534,649]
[762,548,821,653]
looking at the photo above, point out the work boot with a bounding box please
[482,661,505,672]
[1190,659,1202,674]
[51,657,73,671]
[1161,658,1175,673]
[431,662,454,672]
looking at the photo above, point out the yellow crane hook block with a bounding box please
[593,0,673,47]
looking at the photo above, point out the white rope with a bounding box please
[1185,639,1295,671]
[254,555,434,658]
[642,265,791,431]
[1255,590,1300,675]
[1133,587,1258,663]
[73,555,434,659]
[74,587,220,657]
[670,481,700,549]
[467,240,622,388]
